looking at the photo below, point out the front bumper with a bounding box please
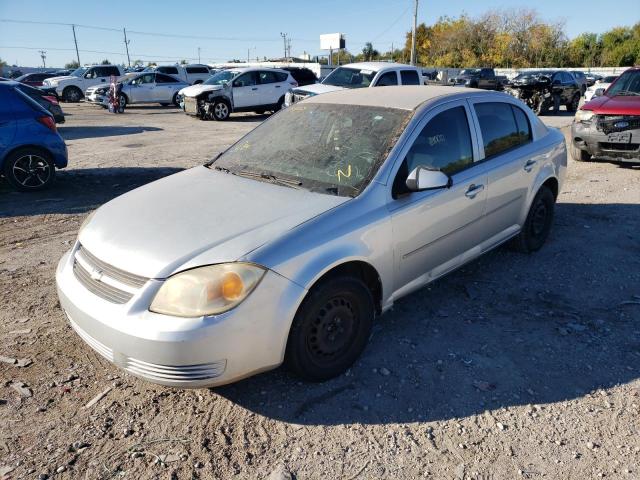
[571,120,640,162]
[56,246,306,388]
[85,92,108,106]
[40,86,59,98]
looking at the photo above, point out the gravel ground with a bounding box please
[1,102,639,480]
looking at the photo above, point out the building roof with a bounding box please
[304,85,498,111]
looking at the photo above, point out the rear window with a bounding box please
[474,102,532,158]
[156,73,179,83]
[186,66,209,74]
[158,66,179,75]
[400,70,420,85]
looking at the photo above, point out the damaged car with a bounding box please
[571,67,640,163]
[505,70,581,115]
[178,68,297,120]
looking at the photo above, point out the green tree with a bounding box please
[361,42,380,61]
[179,59,188,65]
[100,58,110,65]
[0,57,7,68]
[64,60,80,69]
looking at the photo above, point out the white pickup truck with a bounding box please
[284,62,423,107]
[146,64,213,85]
[41,65,125,102]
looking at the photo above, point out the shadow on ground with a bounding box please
[216,202,640,426]
[0,166,183,217]
[58,125,163,140]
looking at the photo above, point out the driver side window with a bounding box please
[233,72,257,87]
[85,69,97,79]
[393,106,473,197]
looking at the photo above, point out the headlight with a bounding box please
[575,109,594,122]
[78,210,97,236]
[150,263,266,317]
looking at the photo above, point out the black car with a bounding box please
[11,82,65,123]
[506,70,581,115]
[448,68,500,90]
[281,67,317,86]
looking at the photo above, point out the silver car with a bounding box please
[56,86,566,387]
[85,72,189,108]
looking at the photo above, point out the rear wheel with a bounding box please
[570,143,592,162]
[3,148,55,191]
[534,99,548,116]
[512,186,555,253]
[172,92,180,107]
[62,86,83,103]
[285,276,374,381]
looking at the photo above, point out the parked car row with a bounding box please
[504,70,581,115]
[85,72,189,108]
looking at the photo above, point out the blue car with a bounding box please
[0,82,68,191]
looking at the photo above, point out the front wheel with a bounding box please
[62,86,83,103]
[212,100,230,121]
[285,276,374,381]
[3,148,55,191]
[512,186,555,253]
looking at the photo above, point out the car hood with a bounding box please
[295,83,345,95]
[180,84,223,97]
[582,94,640,115]
[44,75,75,84]
[79,166,348,279]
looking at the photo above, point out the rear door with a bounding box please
[0,88,17,152]
[257,70,288,105]
[231,71,260,108]
[154,73,181,102]
[469,99,538,242]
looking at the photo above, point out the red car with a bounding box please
[571,67,640,163]
[14,72,58,87]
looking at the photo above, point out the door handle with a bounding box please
[251,87,258,91]
[465,184,484,199]
[275,85,281,88]
[524,159,537,172]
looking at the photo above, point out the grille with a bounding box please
[184,96,198,114]
[598,142,639,151]
[73,245,148,304]
[596,115,640,134]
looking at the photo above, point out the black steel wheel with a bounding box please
[285,276,374,381]
[3,149,55,191]
[512,186,555,253]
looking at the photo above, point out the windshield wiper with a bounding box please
[235,170,302,189]
[613,90,640,96]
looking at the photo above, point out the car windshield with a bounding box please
[70,67,88,77]
[203,70,237,86]
[211,103,410,197]
[514,71,546,79]
[322,67,376,88]
[460,69,481,75]
[603,76,618,83]
[15,74,29,81]
[606,70,640,96]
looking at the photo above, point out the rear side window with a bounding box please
[159,66,179,75]
[376,71,398,86]
[258,71,284,84]
[474,102,532,158]
[405,106,474,176]
[400,70,420,85]
[186,66,209,74]
[156,73,178,83]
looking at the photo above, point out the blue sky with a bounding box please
[1,0,639,67]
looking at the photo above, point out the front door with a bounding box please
[231,72,259,109]
[129,73,156,103]
[389,101,488,297]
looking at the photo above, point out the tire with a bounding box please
[534,99,548,116]
[118,94,127,110]
[3,148,55,191]
[512,186,555,253]
[212,99,230,121]
[62,86,83,103]
[272,97,284,113]
[285,275,374,381]
[172,92,180,107]
[254,109,266,115]
[566,93,580,112]
[570,143,592,162]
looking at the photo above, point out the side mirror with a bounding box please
[406,166,451,192]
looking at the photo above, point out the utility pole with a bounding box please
[247,46,255,63]
[280,32,288,61]
[123,28,131,67]
[287,38,292,60]
[38,50,46,68]
[410,0,418,66]
[72,24,81,66]
[198,47,201,63]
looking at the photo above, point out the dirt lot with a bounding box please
[1,102,639,480]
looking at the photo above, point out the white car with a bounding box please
[146,64,213,85]
[584,75,618,102]
[85,72,190,108]
[42,65,124,102]
[284,62,423,107]
[178,67,297,120]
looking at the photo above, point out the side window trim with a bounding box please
[375,70,399,87]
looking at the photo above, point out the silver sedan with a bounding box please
[85,72,189,108]
[56,86,566,387]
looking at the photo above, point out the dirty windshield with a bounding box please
[212,103,410,197]
[322,67,376,88]
[203,70,237,86]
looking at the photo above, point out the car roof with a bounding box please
[339,62,417,72]
[304,85,501,111]
[228,67,290,74]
